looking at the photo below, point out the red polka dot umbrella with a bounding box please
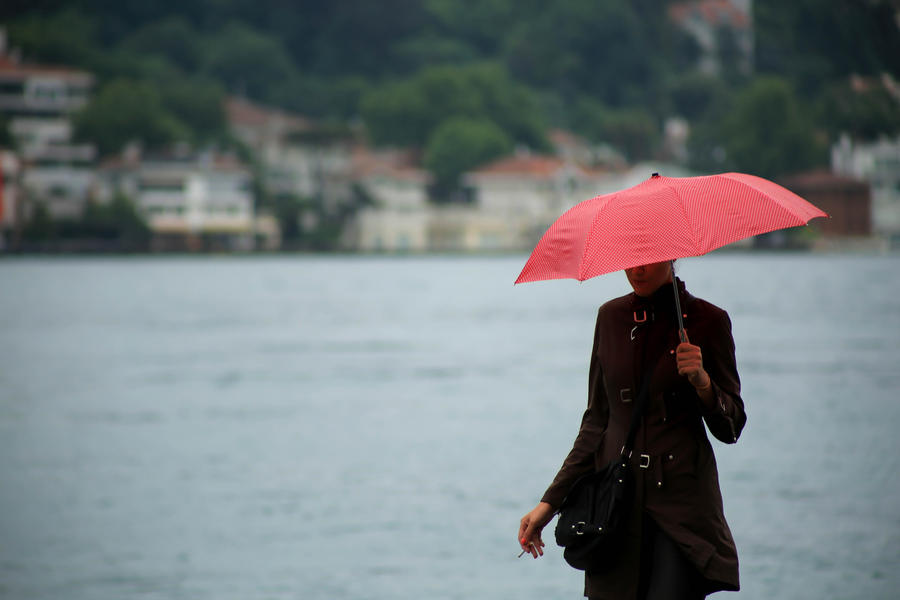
[515,172,828,340]
[515,172,828,285]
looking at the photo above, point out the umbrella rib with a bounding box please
[578,193,616,281]
[670,183,702,256]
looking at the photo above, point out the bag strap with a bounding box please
[619,281,690,458]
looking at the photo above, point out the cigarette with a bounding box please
[518,549,528,558]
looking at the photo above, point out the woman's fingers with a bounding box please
[676,343,701,371]
[518,518,528,545]
[520,535,545,558]
[676,340,710,388]
[519,504,552,558]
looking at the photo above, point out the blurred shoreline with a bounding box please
[1,239,897,259]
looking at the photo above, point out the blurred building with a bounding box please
[668,0,754,76]
[548,128,627,171]
[344,131,699,253]
[97,148,259,251]
[463,154,613,250]
[779,170,871,237]
[225,96,356,229]
[349,150,644,253]
[0,29,96,227]
[348,147,431,252]
[832,134,900,246]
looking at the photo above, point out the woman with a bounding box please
[518,261,746,600]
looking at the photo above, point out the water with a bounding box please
[0,253,898,600]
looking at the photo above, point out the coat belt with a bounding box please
[628,451,673,489]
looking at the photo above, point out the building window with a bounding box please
[139,181,184,192]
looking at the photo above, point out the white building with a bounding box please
[225,96,354,207]
[344,131,702,253]
[0,61,92,116]
[349,147,432,252]
[0,35,96,224]
[348,149,638,252]
[98,151,257,250]
[19,138,96,220]
[832,134,900,243]
[464,153,623,250]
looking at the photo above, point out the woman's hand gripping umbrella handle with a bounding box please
[675,329,716,409]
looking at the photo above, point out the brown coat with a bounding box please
[541,279,746,599]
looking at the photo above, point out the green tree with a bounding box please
[665,74,731,121]
[7,9,102,68]
[573,98,659,161]
[200,21,299,101]
[81,193,151,247]
[503,0,669,108]
[305,0,433,77]
[389,34,481,73]
[72,79,188,155]
[424,0,516,55]
[423,116,513,196]
[359,79,430,146]
[119,16,203,72]
[755,0,900,98]
[817,80,900,141]
[464,63,546,150]
[721,77,827,179]
[270,74,373,120]
[22,201,56,241]
[601,109,659,162]
[360,62,545,150]
[158,77,227,142]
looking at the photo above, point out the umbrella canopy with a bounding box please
[515,172,828,284]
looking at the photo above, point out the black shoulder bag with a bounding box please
[553,373,651,571]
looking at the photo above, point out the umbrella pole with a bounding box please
[670,260,687,343]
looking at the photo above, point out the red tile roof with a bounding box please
[471,155,567,177]
[224,96,310,130]
[0,55,93,84]
[350,145,429,182]
[669,0,749,29]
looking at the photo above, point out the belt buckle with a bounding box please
[639,454,651,469]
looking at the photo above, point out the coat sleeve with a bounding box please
[699,309,746,444]
[540,310,610,509]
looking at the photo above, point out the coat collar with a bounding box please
[629,277,690,324]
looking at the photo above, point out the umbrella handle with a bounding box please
[671,260,687,343]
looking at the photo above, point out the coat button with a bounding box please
[668,454,674,461]
[657,481,663,488]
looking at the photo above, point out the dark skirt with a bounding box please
[590,515,708,600]
[636,516,707,600]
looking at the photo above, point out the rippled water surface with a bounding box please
[1,253,898,600]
